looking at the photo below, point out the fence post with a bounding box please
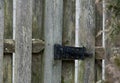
[14,0,32,83]
[43,0,63,83]
[0,0,4,82]
[77,0,95,83]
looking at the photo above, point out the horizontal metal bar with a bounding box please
[54,44,92,60]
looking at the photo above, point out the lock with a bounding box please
[54,44,92,60]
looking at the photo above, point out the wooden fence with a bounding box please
[0,0,104,83]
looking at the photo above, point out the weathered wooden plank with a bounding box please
[62,0,75,83]
[43,0,63,83]
[4,39,44,53]
[95,59,102,82]
[32,0,44,39]
[32,39,44,53]
[4,39,15,53]
[32,53,43,83]
[3,0,13,83]
[4,0,13,39]
[95,0,103,46]
[77,0,95,83]
[32,1,44,82]
[95,1,103,82]
[95,47,105,59]
[14,0,32,83]
[0,0,4,82]
[3,54,12,83]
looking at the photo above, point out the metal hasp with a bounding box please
[54,44,92,60]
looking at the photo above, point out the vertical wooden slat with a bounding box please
[43,0,63,83]
[3,54,12,83]
[95,0,103,82]
[4,0,13,39]
[0,0,4,82]
[3,0,13,83]
[32,0,44,83]
[14,0,32,83]
[32,0,44,39]
[62,0,75,83]
[78,0,95,83]
[32,53,43,83]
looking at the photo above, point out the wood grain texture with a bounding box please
[0,0,4,82]
[4,39,15,53]
[95,47,105,59]
[32,0,44,82]
[43,0,63,83]
[14,0,32,83]
[3,54,12,83]
[4,0,13,39]
[4,39,44,53]
[32,0,44,39]
[95,0,102,46]
[32,53,43,83]
[95,1,103,81]
[3,1,13,83]
[78,0,95,83]
[62,0,75,83]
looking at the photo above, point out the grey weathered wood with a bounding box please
[43,0,63,83]
[3,1,13,83]
[95,1,103,81]
[3,54,12,83]
[32,53,43,83]
[14,0,32,83]
[0,0,4,82]
[32,0,44,39]
[4,39,44,53]
[77,0,95,83]
[95,47,105,59]
[32,1,44,82]
[4,0,13,39]
[62,0,75,83]
[95,0,102,81]
[4,39,15,53]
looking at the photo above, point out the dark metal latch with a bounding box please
[54,44,92,60]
